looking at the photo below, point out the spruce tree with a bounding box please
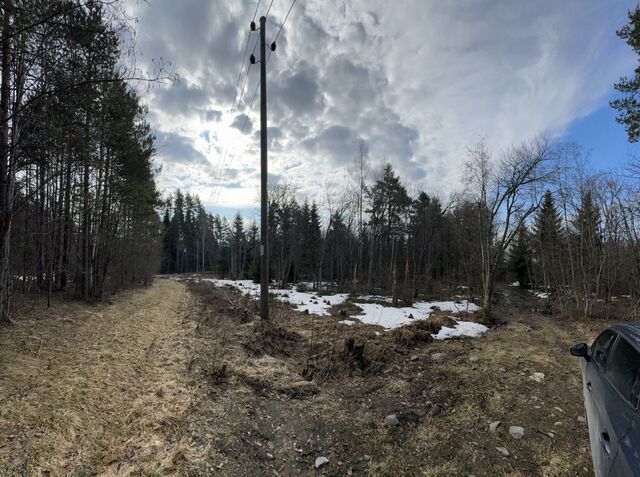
[532,190,563,290]
[508,225,533,289]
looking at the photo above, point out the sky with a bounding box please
[125,0,640,217]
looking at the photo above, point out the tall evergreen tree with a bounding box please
[508,225,533,289]
[532,190,564,290]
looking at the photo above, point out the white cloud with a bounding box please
[127,0,637,212]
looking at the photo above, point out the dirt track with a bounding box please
[0,279,196,476]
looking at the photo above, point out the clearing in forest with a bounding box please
[0,277,606,475]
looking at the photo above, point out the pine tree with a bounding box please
[611,5,640,142]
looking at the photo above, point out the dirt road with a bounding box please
[0,279,196,476]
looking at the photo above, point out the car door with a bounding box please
[599,336,640,476]
[583,329,618,476]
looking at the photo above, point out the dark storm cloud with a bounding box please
[154,82,209,116]
[274,66,324,116]
[156,132,208,166]
[204,109,222,122]
[302,125,361,165]
[232,113,253,133]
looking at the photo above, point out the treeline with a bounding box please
[160,189,322,287]
[163,137,640,319]
[0,0,162,320]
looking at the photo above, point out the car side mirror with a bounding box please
[570,343,590,361]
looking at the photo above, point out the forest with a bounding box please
[0,0,163,321]
[160,137,640,319]
[3,0,640,326]
[4,1,640,475]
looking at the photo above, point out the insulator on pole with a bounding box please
[250,21,256,31]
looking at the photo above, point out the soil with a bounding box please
[0,277,611,476]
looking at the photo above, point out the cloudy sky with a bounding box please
[126,0,639,217]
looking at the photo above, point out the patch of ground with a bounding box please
[0,278,608,476]
[180,279,604,476]
[0,279,198,476]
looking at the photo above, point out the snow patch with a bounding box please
[202,279,348,316]
[203,278,485,336]
[431,319,489,340]
[350,300,480,330]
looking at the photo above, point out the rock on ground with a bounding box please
[385,414,400,428]
[509,426,525,439]
[496,447,510,457]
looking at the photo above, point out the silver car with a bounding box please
[571,323,640,476]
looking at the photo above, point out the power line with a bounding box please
[265,0,275,18]
[230,0,262,119]
[206,0,262,210]
[272,0,296,45]
[252,0,262,21]
[211,0,276,209]
[211,79,260,206]
[212,0,297,212]
[230,36,253,112]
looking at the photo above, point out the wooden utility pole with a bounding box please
[259,15,269,322]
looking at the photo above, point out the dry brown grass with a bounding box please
[0,279,605,476]
[0,279,206,476]
[389,314,457,345]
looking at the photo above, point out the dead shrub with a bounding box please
[187,281,254,325]
[301,335,388,382]
[198,353,229,385]
[329,301,364,318]
[244,321,301,358]
[390,326,432,346]
[389,315,456,345]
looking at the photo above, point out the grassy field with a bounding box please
[0,277,610,476]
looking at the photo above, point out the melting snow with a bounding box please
[531,291,549,299]
[338,319,356,326]
[202,278,485,337]
[202,279,348,316]
[431,319,489,340]
[351,300,480,330]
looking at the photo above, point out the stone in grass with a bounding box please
[431,352,446,363]
[469,356,480,363]
[529,372,545,383]
[315,456,329,469]
[385,414,400,428]
[496,446,510,457]
[489,421,501,432]
[509,426,525,439]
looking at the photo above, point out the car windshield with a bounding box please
[606,336,640,407]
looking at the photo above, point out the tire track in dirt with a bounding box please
[0,279,199,476]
